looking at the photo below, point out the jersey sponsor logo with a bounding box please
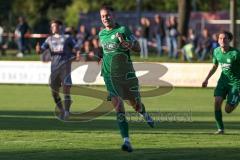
[102,42,119,52]
[220,63,231,69]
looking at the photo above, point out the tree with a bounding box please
[11,0,72,32]
[178,0,191,48]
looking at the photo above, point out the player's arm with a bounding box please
[116,32,140,52]
[69,38,81,61]
[35,38,49,54]
[202,49,219,87]
[35,42,41,54]
[202,64,218,87]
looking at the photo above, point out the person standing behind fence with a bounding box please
[15,16,30,58]
[153,14,165,56]
[0,23,6,56]
[76,24,89,49]
[195,28,212,61]
[166,15,178,58]
[181,28,197,62]
[138,17,150,59]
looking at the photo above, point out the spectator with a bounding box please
[76,24,89,49]
[14,16,30,57]
[195,28,212,61]
[0,24,7,56]
[0,24,3,46]
[181,28,197,62]
[166,15,178,58]
[153,14,165,56]
[138,17,150,59]
[80,39,94,61]
[211,33,219,50]
[88,26,98,41]
[91,38,102,62]
[207,33,220,60]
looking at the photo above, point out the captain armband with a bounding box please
[120,41,134,50]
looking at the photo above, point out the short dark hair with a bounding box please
[217,30,233,41]
[50,19,62,26]
[100,5,114,12]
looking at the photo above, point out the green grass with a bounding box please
[0,84,240,160]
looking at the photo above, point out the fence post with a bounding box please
[230,0,236,47]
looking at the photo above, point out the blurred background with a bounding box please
[0,0,239,62]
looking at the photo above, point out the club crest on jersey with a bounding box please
[111,35,115,39]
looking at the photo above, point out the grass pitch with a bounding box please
[0,84,239,160]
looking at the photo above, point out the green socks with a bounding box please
[117,112,129,138]
[215,110,224,130]
[140,103,146,114]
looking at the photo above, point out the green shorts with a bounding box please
[214,79,240,107]
[103,73,140,100]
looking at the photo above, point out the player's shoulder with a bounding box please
[229,47,240,59]
[213,46,221,55]
[230,47,240,53]
[99,28,107,37]
[44,36,52,43]
[118,24,130,32]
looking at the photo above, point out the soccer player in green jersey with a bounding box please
[202,31,240,134]
[99,6,154,152]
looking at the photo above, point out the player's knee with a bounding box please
[214,102,222,110]
[214,97,223,110]
[64,94,71,101]
[53,95,61,104]
[63,85,71,94]
[112,97,124,112]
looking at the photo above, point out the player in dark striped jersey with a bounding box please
[36,19,79,120]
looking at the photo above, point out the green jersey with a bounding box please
[99,24,136,77]
[213,47,240,87]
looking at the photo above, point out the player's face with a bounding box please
[218,33,230,48]
[100,9,114,29]
[51,23,60,34]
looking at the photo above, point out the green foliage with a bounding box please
[0,0,12,27]
[194,0,229,12]
[11,0,47,27]
[47,7,65,21]
[11,0,72,31]
[0,0,237,33]
[140,0,178,12]
[65,0,90,27]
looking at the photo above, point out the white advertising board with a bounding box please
[0,61,221,87]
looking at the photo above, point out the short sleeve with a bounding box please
[236,50,240,61]
[212,49,218,65]
[123,26,137,43]
[41,37,50,51]
[67,36,78,50]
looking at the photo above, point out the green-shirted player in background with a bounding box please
[202,31,240,134]
[99,5,154,152]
